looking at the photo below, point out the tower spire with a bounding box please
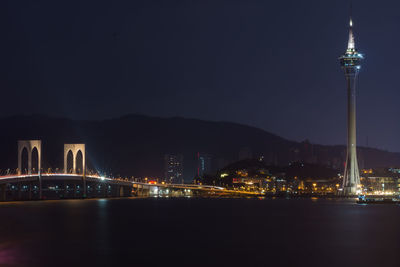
[347,16,355,50]
[347,3,355,50]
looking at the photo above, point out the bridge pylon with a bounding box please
[64,144,86,197]
[18,140,42,175]
[18,140,42,199]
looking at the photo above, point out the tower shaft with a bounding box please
[343,71,360,195]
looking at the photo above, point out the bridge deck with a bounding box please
[0,174,261,201]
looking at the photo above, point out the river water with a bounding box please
[0,197,399,267]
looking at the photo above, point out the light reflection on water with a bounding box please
[0,198,399,267]
[96,199,111,253]
[0,242,21,266]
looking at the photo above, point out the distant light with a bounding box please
[100,176,105,181]
[349,19,353,27]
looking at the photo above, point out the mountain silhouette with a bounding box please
[0,114,398,181]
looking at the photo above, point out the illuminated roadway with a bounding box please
[0,174,261,196]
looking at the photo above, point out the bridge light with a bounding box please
[100,176,105,181]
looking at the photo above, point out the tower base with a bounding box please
[341,185,359,196]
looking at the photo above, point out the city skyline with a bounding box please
[2,0,400,152]
[2,2,400,267]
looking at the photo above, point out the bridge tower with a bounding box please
[18,140,42,198]
[64,144,86,175]
[339,15,364,195]
[64,144,86,197]
[18,140,42,175]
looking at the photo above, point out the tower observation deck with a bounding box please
[339,17,364,196]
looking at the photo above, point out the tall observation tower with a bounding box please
[339,16,364,195]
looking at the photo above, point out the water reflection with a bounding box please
[0,243,20,265]
[96,199,110,253]
[0,198,399,267]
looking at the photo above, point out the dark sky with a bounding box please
[1,0,400,151]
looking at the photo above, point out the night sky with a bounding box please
[1,0,400,151]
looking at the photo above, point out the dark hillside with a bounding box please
[0,115,399,180]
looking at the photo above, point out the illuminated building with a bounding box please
[365,177,400,195]
[197,153,212,177]
[361,168,400,194]
[216,159,272,191]
[164,154,183,184]
[339,15,364,195]
[388,168,400,174]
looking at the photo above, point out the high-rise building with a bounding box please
[164,154,183,184]
[197,153,212,177]
[339,15,364,195]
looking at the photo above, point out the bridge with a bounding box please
[0,140,262,202]
[0,173,134,201]
[0,173,260,201]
